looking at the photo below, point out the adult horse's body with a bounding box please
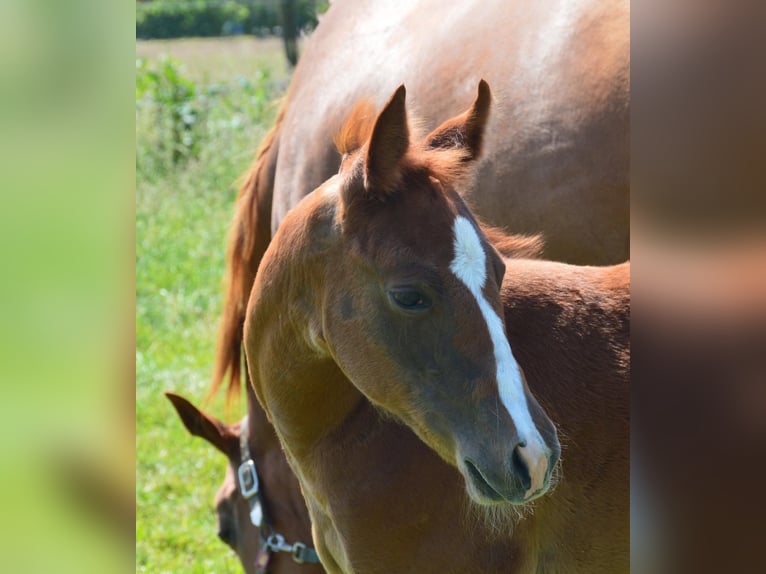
[244,85,629,573]
[215,0,629,394]
[272,0,629,255]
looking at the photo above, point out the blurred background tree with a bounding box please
[136,0,330,65]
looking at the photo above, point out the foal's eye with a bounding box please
[388,288,431,311]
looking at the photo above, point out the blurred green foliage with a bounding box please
[0,0,136,572]
[137,57,199,164]
[137,0,249,39]
[136,0,325,40]
[136,55,273,171]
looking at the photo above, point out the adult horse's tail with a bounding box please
[210,105,285,403]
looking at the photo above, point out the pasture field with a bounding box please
[136,37,288,572]
[136,36,294,85]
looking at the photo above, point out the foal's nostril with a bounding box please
[511,443,532,491]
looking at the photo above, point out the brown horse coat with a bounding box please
[243,84,629,573]
[206,2,629,567]
[273,0,629,261]
[215,0,629,394]
[245,208,629,574]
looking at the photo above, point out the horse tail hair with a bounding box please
[209,103,286,405]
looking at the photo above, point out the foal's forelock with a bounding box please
[448,215,547,493]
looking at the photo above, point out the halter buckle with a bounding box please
[266,533,290,552]
[291,541,309,564]
[238,459,259,498]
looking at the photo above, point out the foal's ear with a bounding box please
[165,392,239,459]
[424,79,491,161]
[364,84,409,195]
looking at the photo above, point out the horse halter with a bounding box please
[237,416,321,572]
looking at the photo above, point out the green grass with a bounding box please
[136,37,295,85]
[136,38,288,572]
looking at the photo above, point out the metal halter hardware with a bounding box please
[237,416,321,567]
[264,534,313,564]
[238,459,259,498]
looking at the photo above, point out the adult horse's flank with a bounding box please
[166,391,324,574]
[245,85,629,573]
[213,0,629,397]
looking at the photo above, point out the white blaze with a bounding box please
[449,216,546,495]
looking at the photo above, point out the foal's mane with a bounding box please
[334,99,377,157]
[481,223,544,260]
[335,99,545,261]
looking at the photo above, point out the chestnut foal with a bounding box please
[243,84,628,573]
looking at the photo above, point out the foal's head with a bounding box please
[260,82,559,505]
[165,393,260,574]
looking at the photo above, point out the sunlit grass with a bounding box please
[136,38,287,572]
[136,37,293,85]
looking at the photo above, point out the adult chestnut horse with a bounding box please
[214,0,629,397]
[166,389,324,574]
[244,85,629,572]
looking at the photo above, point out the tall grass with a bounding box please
[136,52,284,572]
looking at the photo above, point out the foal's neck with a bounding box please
[251,316,363,461]
[246,201,365,462]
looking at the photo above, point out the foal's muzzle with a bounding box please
[461,436,557,505]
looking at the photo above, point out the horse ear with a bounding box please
[424,79,491,161]
[165,392,239,459]
[364,84,409,195]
